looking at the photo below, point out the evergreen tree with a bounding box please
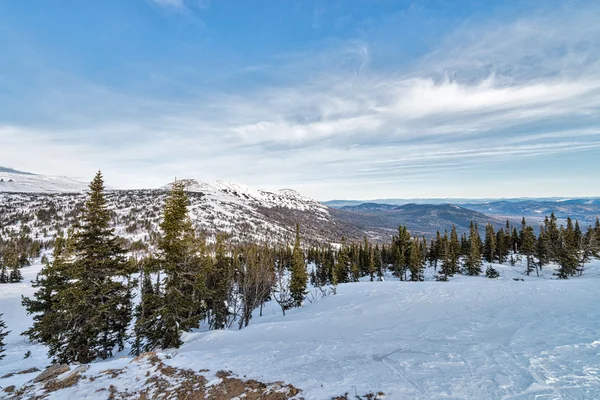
[208,233,232,330]
[448,226,461,275]
[408,237,424,281]
[464,222,483,276]
[334,238,349,285]
[24,172,133,364]
[557,218,578,278]
[0,314,9,361]
[483,224,496,263]
[520,221,537,276]
[290,224,308,307]
[153,180,209,347]
[131,256,162,355]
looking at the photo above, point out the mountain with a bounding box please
[0,178,364,245]
[0,167,88,193]
[333,203,506,237]
[461,199,600,228]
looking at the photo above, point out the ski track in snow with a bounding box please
[1,261,600,399]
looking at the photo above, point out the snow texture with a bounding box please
[1,260,600,399]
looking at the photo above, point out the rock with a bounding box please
[3,385,15,393]
[61,365,89,382]
[33,364,69,383]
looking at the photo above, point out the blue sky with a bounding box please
[1,0,599,199]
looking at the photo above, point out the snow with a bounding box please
[2,260,600,399]
[0,171,87,193]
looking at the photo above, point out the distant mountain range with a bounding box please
[326,197,600,235]
[332,203,506,238]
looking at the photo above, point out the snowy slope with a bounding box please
[0,168,87,193]
[2,260,600,399]
[0,183,362,246]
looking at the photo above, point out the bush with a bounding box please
[486,266,500,278]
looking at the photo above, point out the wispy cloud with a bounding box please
[1,2,599,198]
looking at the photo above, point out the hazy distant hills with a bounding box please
[326,198,600,237]
[332,203,506,238]
[461,199,600,228]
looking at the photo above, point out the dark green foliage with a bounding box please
[23,171,132,364]
[485,266,499,279]
[22,233,71,347]
[209,233,233,330]
[408,237,424,281]
[290,224,308,307]
[483,224,496,263]
[0,314,9,361]
[136,181,211,350]
[464,222,482,276]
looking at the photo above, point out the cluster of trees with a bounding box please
[0,232,42,283]
[20,173,309,364]
[427,216,600,280]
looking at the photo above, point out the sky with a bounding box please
[0,0,599,200]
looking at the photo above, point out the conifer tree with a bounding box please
[520,221,537,276]
[449,226,461,275]
[408,237,424,281]
[209,233,232,329]
[0,314,9,361]
[557,218,579,278]
[464,222,483,276]
[483,224,496,263]
[334,238,349,285]
[153,180,209,346]
[25,172,133,364]
[290,224,308,307]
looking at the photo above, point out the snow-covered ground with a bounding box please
[2,260,600,399]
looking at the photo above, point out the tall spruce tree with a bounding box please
[151,180,209,347]
[209,233,232,330]
[449,226,461,275]
[464,222,483,276]
[0,314,9,361]
[408,237,424,281]
[483,224,496,263]
[25,172,133,364]
[290,224,308,307]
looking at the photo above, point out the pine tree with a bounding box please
[0,314,9,361]
[25,172,133,364]
[147,180,209,347]
[483,224,496,263]
[209,233,232,329]
[438,230,451,281]
[290,224,307,307]
[408,237,424,281]
[557,218,579,278]
[449,226,461,275]
[464,222,483,276]
[131,256,162,355]
[334,238,349,285]
[520,220,537,276]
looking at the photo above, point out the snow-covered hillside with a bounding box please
[0,184,362,246]
[2,260,599,399]
[0,168,87,193]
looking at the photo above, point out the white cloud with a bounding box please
[2,2,600,198]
